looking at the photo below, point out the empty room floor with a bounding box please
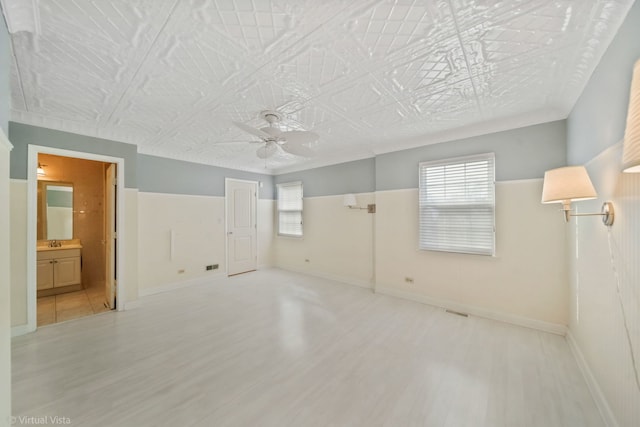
[12,269,602,427]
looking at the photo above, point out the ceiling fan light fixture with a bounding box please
[256,142,278,159]
[232,109,319,160]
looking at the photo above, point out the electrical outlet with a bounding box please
[404,277,414,284]
[206,264,219,271]
[178,269,185,274]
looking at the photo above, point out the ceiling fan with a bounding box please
[231,110,319,159]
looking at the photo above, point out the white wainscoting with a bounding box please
[375,181,569,329]
[273,192,375,287]
[566,331,619,427]
[138,193,274,295]
[376,284,567,336]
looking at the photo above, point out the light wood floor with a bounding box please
[12,269,603,427]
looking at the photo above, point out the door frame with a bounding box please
[21,145,125,335]
[104,163,117,310]
[224,178,258,276]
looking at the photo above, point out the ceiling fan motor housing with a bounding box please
[260,110,284,125]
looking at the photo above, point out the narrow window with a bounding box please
[277,181,303,237]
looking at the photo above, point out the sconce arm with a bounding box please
[347,204,376,213]
[564,201,614,226]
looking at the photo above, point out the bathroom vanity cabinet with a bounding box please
[37,247,82,296]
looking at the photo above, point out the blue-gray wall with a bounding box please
[10,119,567,198]
[274,121,566,197]
[9,122,138,188]
[138,154,274,199]
[376,120,567,191]
[274,158,375,197]
[567,0,640,164]
[0,16,9,135]
[8,123,275,196]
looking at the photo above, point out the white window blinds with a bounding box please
[277,182,303,237]
[419,153,495,256]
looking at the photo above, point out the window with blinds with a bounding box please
[418,153,495,256]
[277,181,303,237]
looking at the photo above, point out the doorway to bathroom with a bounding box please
[35,153,118,326]
[21,145,125,334]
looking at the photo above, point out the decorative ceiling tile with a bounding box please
[7,0,635,174]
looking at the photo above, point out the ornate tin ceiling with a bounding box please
[7,0,634,173]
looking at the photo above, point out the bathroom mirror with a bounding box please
[38,181,74,240]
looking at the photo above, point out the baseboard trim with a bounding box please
[375,285,567,336]
[139,272,226,297]
[277,266,373,290]
[566,330,619,427]
[11,323,35,337]
[122,299,142,310]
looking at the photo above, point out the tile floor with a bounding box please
[37,284,112,326]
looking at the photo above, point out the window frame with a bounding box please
[418,153,496,256]
[277,181,303,238]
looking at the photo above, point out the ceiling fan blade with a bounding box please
[281,142,315,157]
[233,121,271,139]
[210,140,259,144]
[282,130,319,145]
[256,143,278,159]
[260,127,283,138]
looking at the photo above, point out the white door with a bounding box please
[226,179,257,276]
[105,163,117,309]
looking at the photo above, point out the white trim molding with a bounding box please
[11,324,32,338]
[122,300,142,310]
[375,284,567,336]
[139,272,227,298]
[566,331,619,427]
[0,0,40,34]
[0,128,13,151]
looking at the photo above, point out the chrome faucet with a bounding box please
[48,240,62,248]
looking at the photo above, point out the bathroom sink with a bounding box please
[37,240,83,251]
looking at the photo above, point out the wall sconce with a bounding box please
[37,162,46,176]
[623,59,640,173]
[343,193,376,213]
[541,166,614,226]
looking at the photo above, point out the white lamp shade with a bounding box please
[623,59,640,173]
[541,166,597,204]
[343,193,357,207]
